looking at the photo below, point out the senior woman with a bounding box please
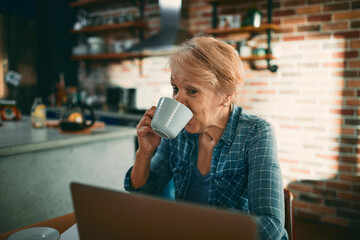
[124,36,288,240]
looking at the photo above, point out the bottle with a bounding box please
[56,73,67,107]
[31,98,46,128]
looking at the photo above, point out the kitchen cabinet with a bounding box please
[203,0,281,72]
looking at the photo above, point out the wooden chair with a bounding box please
[284,188,295,240]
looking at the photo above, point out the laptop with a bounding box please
[70,182,258,240]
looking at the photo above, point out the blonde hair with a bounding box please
[169,35,245,104]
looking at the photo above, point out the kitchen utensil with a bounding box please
[87,37,104,54]
[59,103,95,131]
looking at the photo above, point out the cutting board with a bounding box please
[46,120,105,135]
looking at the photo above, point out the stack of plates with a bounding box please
[7,227,60,240]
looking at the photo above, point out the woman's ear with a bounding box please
[225,92,235,104]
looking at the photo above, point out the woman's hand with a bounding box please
[136,106,161,154]
[131,106,161,189]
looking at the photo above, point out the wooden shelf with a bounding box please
[203,0,264,4]
[69,0,124,8]
[70,21,146,34]
[71,52,276,61]
[71,53,144,61]
[240,54,276,61]
[70,50,177,61]
[204,24,281,35]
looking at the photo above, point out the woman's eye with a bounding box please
[188,89,198,95]
[172,86,178,93]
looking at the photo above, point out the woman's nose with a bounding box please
[174,90,186,105]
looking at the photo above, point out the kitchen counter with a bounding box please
[0,116,137,157]
[46,107,144,127]
[0,117,137,233]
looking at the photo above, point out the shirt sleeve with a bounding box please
[124,138,173,196]
[246,119,286,240]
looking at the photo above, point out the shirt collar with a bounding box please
[219,105,240,146]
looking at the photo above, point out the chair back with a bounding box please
[284,188,295,240]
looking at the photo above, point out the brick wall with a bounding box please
[78,0,360,229]
[182,0,360,229]
[188,0,360,229]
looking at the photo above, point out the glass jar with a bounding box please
[31,98,46,128]
[0,100,21,121]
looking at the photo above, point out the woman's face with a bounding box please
[170,73,229,134]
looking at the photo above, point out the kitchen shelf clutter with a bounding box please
[70,0,148,61]
[70,0,190,62]
[203,0,281,72]
[69,0,282,72]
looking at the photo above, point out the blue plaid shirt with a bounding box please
[124,106,288,240]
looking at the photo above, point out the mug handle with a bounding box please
[82,104,96,128]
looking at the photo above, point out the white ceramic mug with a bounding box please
[151,97,193,139]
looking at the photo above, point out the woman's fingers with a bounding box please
[137,116,151,128]
[137,106,156,129]
[144,106,156,119]
[137,125,154,136]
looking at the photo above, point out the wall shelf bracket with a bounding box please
[266,0,277,73]
[266,60,278,73]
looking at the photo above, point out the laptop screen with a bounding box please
[71,182,258,240]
